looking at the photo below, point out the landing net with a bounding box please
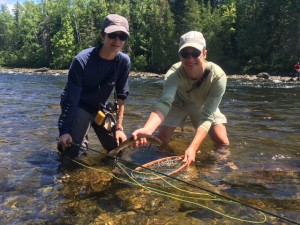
[132,155,188,180]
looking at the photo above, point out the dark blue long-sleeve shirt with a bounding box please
[58,46,130,136]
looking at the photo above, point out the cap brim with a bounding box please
[105,25,129,35]
[178,43,204,53]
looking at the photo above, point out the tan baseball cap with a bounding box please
[178,31,206,52]
[102,14,129,35]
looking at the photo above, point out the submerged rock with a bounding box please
[221,161,300,191]
[116,186,181,212]
[59,166,114,197]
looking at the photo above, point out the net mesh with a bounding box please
[131,156,187,180]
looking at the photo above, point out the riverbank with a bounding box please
[0,67,164,78]
[0,67,299,81]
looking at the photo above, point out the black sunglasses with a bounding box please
[179,50,201,59]
[107,32,128,41]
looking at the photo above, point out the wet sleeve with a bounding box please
[198,74,227,132]
[58,59,83,136]
[115,56,130,100]
[154,69,178,116]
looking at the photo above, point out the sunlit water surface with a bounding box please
[0,73,299,224]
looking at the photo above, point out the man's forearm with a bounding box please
[189,127,208,152]
[143,111,164,134]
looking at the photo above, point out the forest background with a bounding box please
[0,0,299,75]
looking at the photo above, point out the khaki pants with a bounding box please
[162,104,227,129]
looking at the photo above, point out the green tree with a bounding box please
[171,0,202,37]
[145,0,176,72]
[38,0,53,67]
[128,0,149,71]
[16,0,45,67]
[0,5,14,65]
[7,1,24,66]
[72,0,108,51]
[0,0,299,74]
[129,0,176,72]
[267,0,300,72]
[51,14,76,69]
[107,0,130,17]
[206,1,238,73]
[236,0,300,74]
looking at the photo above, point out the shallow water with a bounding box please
[0,73,299,224]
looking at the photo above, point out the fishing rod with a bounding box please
[59,142,300,225]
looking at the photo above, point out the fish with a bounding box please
[107,135,163,157]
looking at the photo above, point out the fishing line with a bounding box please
[65,156,265,223]
[119,162,227,201]
[58,142,300,225]
[117,162,267,224]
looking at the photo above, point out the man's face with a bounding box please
[179,47,207,79]
[102,31,127,53]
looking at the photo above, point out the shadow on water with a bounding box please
[0,73,300,224]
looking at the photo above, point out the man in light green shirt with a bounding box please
[132,31,229,165]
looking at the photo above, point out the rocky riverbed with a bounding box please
[0,67,163,78]
[0,67,299,81]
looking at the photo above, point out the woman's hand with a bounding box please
[132,128,152,147]
[115,129,127,146]
[59,133,73,149]
[183,146,197,166]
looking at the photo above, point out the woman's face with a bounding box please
[179,47,207,79]
[102,31,127,54]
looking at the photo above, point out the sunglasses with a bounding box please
[179,50,201,59]
[107,32,128,41]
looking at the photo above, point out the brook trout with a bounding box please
[107,135,162,157]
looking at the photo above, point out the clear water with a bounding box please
[0,73,299,224]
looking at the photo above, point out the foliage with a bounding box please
[51,14,76,69]
[0,5,14,65]
[236,0,300,74]
[0,0,298,74]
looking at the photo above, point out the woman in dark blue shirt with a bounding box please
[58,14,131,159]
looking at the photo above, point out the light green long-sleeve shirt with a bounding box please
[154,61,227,132]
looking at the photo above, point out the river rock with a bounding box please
[257,72,270,79]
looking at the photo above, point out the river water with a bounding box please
[0,73,299,225]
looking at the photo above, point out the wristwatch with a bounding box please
[116,127,124,131]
